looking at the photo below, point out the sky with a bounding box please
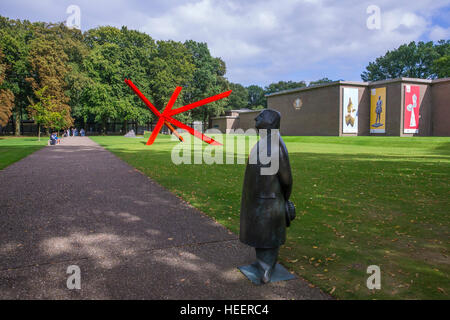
[1,0,449,87]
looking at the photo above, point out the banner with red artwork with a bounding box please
[404,85,420,134]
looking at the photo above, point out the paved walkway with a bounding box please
[0,137,330,299]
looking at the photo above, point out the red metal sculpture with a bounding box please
[124,79,232,146]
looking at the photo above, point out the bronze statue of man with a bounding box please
[240,109,295,284]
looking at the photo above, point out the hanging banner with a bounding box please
[404,85,420,133]
[370,87,386,133]
[342,88,359,133]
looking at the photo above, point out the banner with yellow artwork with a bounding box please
[342,88,358,133]
[370,87,386,133]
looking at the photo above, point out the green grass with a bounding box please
[94,135,449,299]
[0,137,48,170]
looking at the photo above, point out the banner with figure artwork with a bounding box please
[342,88,358,133]
[370,87,386,133]
[404,85,420,133]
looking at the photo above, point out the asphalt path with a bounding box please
[0,137,330,299]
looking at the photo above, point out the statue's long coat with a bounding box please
[239,132,292,248]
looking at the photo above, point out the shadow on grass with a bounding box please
[0,140,330,300]
[95,145,449,299]
[432,142,450,155]
[0,145,47,170]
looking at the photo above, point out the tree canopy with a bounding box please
[0,15,447,134]
[0,48,14,126]
[361,40,450,81]
[264,80,307,95]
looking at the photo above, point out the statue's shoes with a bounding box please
[261,266,274,284]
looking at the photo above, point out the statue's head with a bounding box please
[254,109,281,129]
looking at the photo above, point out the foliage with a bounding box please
[25,23,74,130]
[309,77,334,86]
[361,40,450,81]
[264,80,306,95]
[246,84,266,109]
[0,17,34,134]
[81,26,157,131]
[27,86,70,133]
[228,83,248,110]
[0,18,232,133]
[0,48,14,126]
[1,15,447,133]
[244,78,335,112]
[92,135,450,300]
[432,55,450,79]
[183,40,230,124]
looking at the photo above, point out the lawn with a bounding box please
[0,137,48,170]
[94,135,449,299]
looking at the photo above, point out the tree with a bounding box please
[228,83,248,110]
[433,55,450,78]
[309,77,334,86]
[183,40,230,125]
[25,23,74,134]
[83,26,157,132]
[247,85,266,109]
[264,80,306,95]
[28,87,69,140]
[54,24,89,130]
[0,16,33,135]
[361,40,450,81]
[148,41,195,110]
[432,40,450,78]
[79,44,121,132]
[0,48,14,127]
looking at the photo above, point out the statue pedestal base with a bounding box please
[238,262,296,285]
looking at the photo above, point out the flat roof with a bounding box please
[212,108,262,119]
[227,109,261,113]
[369,77,432,86]
[265,77,450,98]
[236,109,261,113]
[210,116,239,120]
[431,77,450,84]
[265,80,368,97]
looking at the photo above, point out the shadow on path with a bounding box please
[0,137,329,299]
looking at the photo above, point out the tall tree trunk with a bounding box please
[203,110,208,133]
[14,109,20,136]
[38,123,41,141]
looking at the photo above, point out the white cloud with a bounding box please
[429,26,450,41]
[138,0,448,85]
[2,0,448,85]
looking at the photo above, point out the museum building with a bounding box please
[210,109,261,133]
[265,77,450,137]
